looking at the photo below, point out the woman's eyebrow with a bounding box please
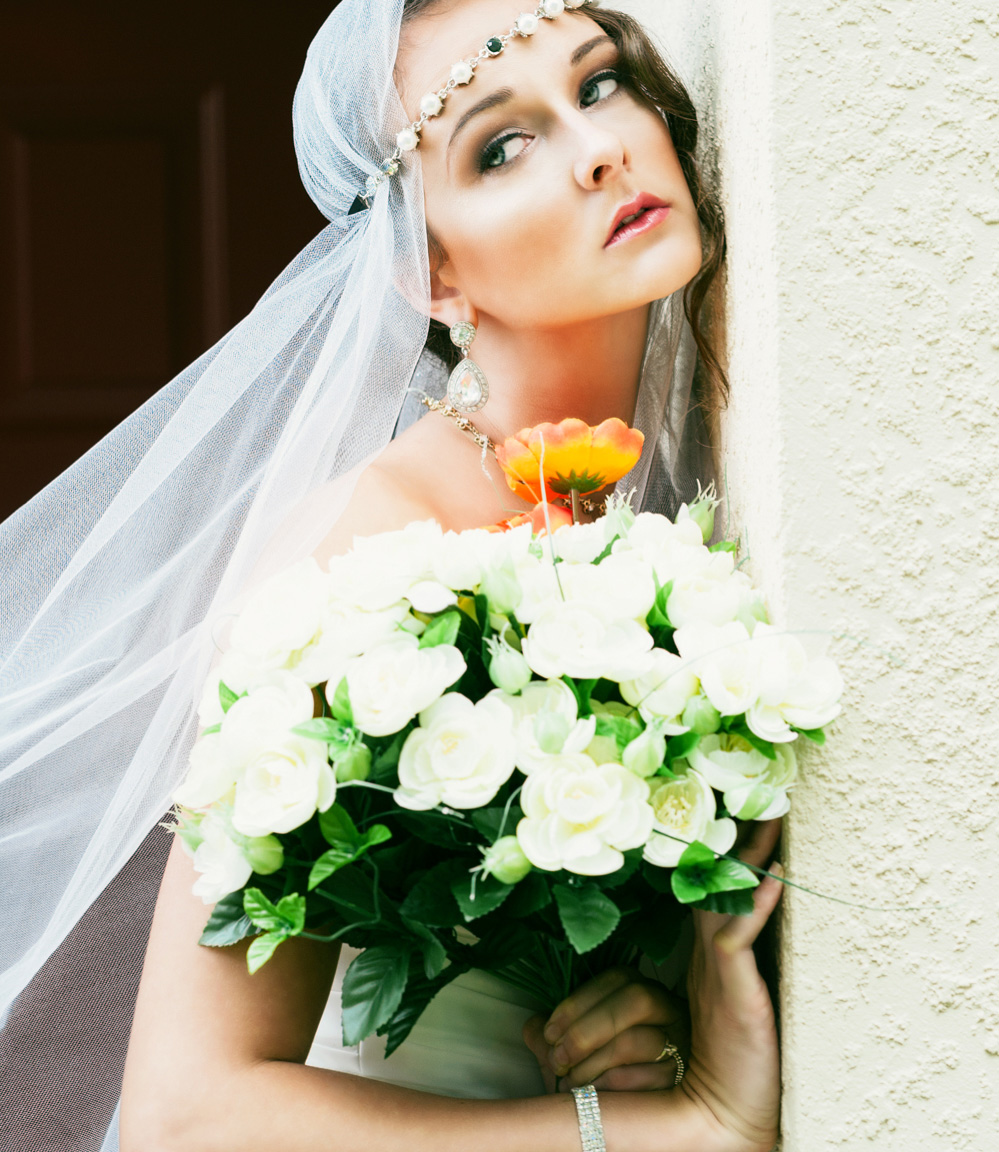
[446,35,616,153]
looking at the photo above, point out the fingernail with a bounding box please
[769,861,784,878]
[543,1025,559,1045]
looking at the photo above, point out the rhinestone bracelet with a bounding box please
[571,1084,606,1152]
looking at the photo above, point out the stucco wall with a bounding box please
[618,1,999,1147]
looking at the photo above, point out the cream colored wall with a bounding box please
[617,1,999,1146]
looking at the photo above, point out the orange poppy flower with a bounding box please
[495,417,644,503]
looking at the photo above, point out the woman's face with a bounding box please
[396,1,704,331]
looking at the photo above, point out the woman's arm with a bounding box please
[120,839,713,1152]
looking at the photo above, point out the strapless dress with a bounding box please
[307,945,547,1099]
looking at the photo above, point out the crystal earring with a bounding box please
[446,321,489,413]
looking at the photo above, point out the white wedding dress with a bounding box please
[308,946,547,1099]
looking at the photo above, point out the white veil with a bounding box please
[0,1,708,1147]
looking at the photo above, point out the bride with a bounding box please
[1,2,782,1150]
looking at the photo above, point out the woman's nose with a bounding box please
[571,117,627,190]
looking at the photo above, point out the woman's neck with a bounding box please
[468,304,651,441]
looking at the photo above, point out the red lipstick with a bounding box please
[604,193,671,248]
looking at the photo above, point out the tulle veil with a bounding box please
[0,1,708,1147]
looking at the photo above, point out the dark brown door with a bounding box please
[0,1,337,522]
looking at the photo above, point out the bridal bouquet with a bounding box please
[173,418,843,1055]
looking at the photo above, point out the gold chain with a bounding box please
[420,395,605,515]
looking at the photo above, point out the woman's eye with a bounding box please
[580,71,620,108]
[479,132,529,171]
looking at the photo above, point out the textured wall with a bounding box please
[619,1,999,1146]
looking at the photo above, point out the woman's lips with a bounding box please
[604,195,671,248]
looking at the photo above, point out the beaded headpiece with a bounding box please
[349,0,595,213]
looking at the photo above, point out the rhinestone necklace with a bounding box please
[420,395,605,515]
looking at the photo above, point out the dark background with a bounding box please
[0,1,338,522]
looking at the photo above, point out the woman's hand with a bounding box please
[680,818,783,1152]
[523,968,690,1094]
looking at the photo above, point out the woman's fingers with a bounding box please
[693,818,782,948]
[713,862,784,958]
[546,979,684,1075]
[542,967,633,1045]
[559,1025,680,1091]
[522,1014,558,1094]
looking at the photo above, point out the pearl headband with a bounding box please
[349,0,594,213]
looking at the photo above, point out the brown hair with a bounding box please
[401,0,728,415]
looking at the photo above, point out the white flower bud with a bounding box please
[487,636,532,695]
[622,725,666,778]
[333,742,372,783]
[481,558,522,615]
[684,487,719,544]
[681,694,722,735]
[482,836,532,884]
[533,710,572,754]
[242,834,284,875]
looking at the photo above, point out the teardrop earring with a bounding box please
[446,321,489,413]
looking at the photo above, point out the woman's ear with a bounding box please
[429,261,478,331]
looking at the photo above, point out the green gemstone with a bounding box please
[485,37,503,55]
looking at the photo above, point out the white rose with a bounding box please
[511,553,561,624]
[219,671,315,772]
[522,601,653,682]
[174,732,237,809]
[551,520,612,564]
[329,520,441,610]
[615,512,707,584]
[232,736,335,836]
[196,649,268,728]
[395,693,516,810]
[747,624,843,739]
[620,650,699,733]
[723,744,797,821]
[346,635,465,737]
[559,553,656,623]
[290,600,409,687]
[688,733,797,821]
[228,558,329,667]
[186,811,253,904]
[643,767,737,868]
[674,621,759,716]
[432,527,490,590]
[517,754,653,876]
[667,554,749,629]
[491,679,595,775]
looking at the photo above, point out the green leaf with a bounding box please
[623,896,684,963]
[594,713,643,752]
[561,676,598,718]
[319,803,362,847]
[471,806,514,841]
[329,676,353,724]
[199,891,254,947]
[666,730,700,764]
[370,730,407,783]
[505,871,552,917]
[553,883,621,954]
[401,917,449,980]
[646,575,674,630]
[709,539,738,553]
[377,960,468,1058]
[796,726,827,745]
[399,861,465,926]
[419,609,461,649]
[341,945,412,1046]
[219,680,239,713]
[292,716,354,745]
[642,860,675,894]
[309,846,358,890]
[594,848,643,889]
[246,929,288,973]
[275,893,307,934]
[693,888,757,916]
[199,722,221,736]
[671,841,759,906]
[243,888,285,931]
[451,872,514,922]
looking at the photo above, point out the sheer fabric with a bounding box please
[0,2,708,1148]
